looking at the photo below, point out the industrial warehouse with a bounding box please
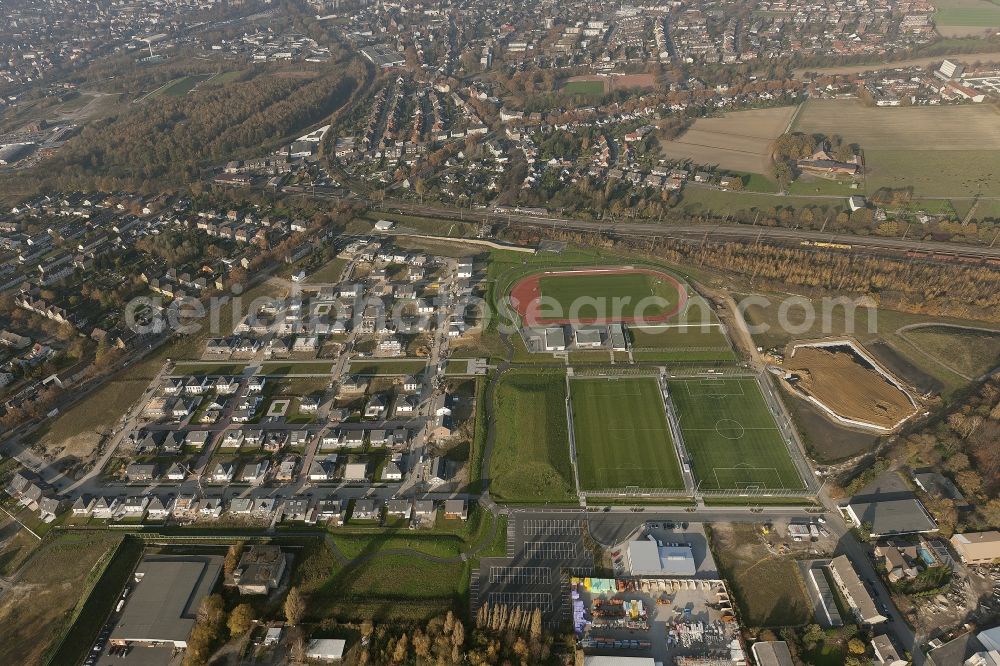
[110,555,223,649]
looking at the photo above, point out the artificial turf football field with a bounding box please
[667,377,805,491]
[537,272,682,321]
[570,376,685,490]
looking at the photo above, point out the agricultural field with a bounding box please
[792,100,1000,197]
[660,106,798,175]
[488,370,576,502]
[668,377,805,491]
[784,345,917,431]
[899,324,1000,378]
[570,377,684,491]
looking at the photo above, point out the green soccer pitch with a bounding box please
[570,376,685,491]
[537,271,682,321]
[667,377,806,491]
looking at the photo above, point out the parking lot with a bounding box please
[476,513,595,625]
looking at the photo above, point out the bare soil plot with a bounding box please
[660,106,798,175]
[709,523,813,627]
[792,99,1000,150]
[784,345,917,431]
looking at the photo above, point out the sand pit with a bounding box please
[785,343,917,432]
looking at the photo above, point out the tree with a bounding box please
[847,637,867,655]
[801,623,825,650]
[773,161,792,190]
[224,541,245,577]
[284,586,306,625]
[198,594,226,626]
[392,633,409,664]
[452,618,465,651]
[227,603,255,636]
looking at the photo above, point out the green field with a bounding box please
[161,74,212,96]
[571,377,684,491]
[900,325,1000,377]
[171,362,247,376]
[786,177,858,196]
[260,362,335,375]
[537,271,683,321]
[305,257,348,283]
[864,149,1000,198]
[668,377,804,491]
[931,0,1000,26]
[679,186,844,215]
[348,359,428,376]
[628,324,732,350]
[489,370,575,502]
[563,80,605,96]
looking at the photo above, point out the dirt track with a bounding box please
[785,347,916,430]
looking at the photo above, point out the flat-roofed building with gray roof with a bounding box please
[111,555,223,648]
[844,496,938,538]
[626,540,697,577]
[751,641,795,666]
[827,555,887,626]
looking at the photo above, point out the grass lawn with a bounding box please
[864,149,1000,197]
[628,324,732,350]
[900,325,1000,377]
[309,552,470,621]
[668,377,804,491]
[740,172,781,193]
[162,74,211,96]
[171,362,246,376]
[571,377,684,491]
[348,359,428,376]
[260,362,335,375]
[931,0,1000,26]
[786,177,858,196]
[679,186,843,215]
[48,537,144,666]
[295,512,502,620]
[536,271,683,321]
[632,350,738,362]
[802,642,846,666]
[0,532,123,665]
[0,525,39,576]
[562,80,605,96]
[306,257,349,283]
[489,370,576,502]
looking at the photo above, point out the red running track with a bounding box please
[508,266,687,326]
